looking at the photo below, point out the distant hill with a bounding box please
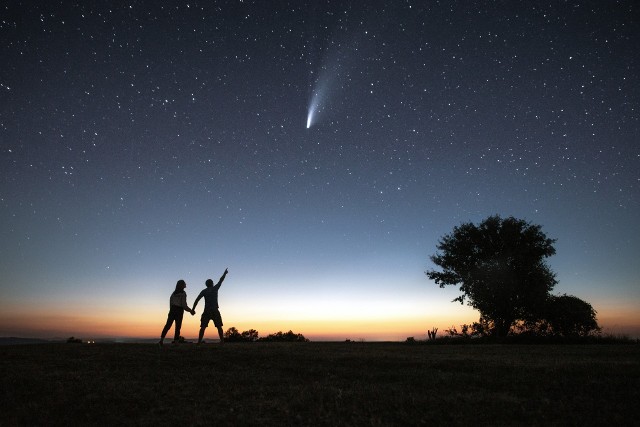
[0,337,51,345]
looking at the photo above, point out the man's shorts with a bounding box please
[200,308,223,328]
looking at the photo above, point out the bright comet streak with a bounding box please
[306,92,320,129]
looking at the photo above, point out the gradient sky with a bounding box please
[1,1,639,341]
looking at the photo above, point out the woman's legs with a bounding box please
[159,306,181,344]
[173,311,184,342]
[159,318,174,344]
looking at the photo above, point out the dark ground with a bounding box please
[1,342,639,426]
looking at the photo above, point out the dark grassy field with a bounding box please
[1,342,639,426]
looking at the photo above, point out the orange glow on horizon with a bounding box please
[2,301,639,340]
[0,306,479,340]
[5,313,640,341]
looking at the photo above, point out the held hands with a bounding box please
[191,309,196,316]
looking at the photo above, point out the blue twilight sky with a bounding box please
[1,1,639,339]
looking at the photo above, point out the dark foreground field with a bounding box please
[1,342,639,426]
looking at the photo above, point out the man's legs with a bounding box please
[213,309,224,344]
[198,326,206,344]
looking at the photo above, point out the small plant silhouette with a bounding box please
[427,328,438,340]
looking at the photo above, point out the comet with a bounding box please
[306,57,341,129]
[306,80,331,129]
[306,91,320,129]
[306,36,357,129]
[306,109,313,129]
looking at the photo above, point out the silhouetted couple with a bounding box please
[158,268,228,346]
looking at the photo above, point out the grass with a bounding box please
[1,342,639,426]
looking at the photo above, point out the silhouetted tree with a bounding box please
[544,294,600,337]
[223,327,260,342]
[259,330,309,342]
[224,327,243,342]
[426,215,557,337]
[241,329,259,342]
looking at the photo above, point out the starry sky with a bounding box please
[1,1,639,340]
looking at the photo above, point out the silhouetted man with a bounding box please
[193,268,228,344]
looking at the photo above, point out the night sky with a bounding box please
[2,1,639,340]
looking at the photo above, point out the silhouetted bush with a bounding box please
[258,330,309,342]
[221,327,310,342]
[543,294,600,337]
[66,337,82,344]
[224,327,260,342]
[224,327,243,342]
[241,329,259,342]
[420,329,634,345]
[444,322,486,339]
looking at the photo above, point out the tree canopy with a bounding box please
[426,215,558,336]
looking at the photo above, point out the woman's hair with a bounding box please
[172,279,186,295]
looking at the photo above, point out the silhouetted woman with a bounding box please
[158,280,195,346]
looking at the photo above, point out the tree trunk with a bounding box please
[493,319,512,337]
